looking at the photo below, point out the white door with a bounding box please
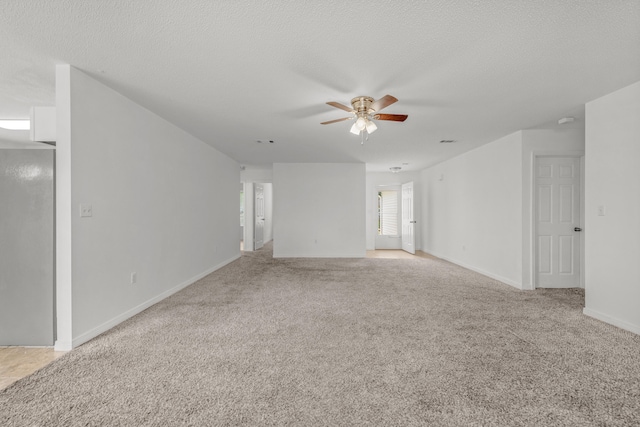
[254,184,264,250]
[535,157,581,288]
[401,181,416,254]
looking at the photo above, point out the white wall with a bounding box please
[365,171,421,250]
[56,65,240,349]
[583,80,640,334]
[273,163,366,257]
[241,164,273,183]
[421,132,523,287]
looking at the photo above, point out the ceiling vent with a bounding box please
[439,139,456,143]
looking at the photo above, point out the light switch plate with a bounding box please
[598,205,606,216]
[80,204,93,217]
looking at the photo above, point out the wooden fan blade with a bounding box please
[370,95,398,112]
[326,101,355,113]
[321,117,353,125]
[374,113,408,122]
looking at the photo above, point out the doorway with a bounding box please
[374,181,415,254]
[241,182,273,252]
[375,185,401,249]
[254,183,264,250]
[533,155,584,288]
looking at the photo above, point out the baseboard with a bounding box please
[583,307,640,335]
[54,340,72,351]
[70,254,241,349]
[428,252,522,289]
[17,345,56,349]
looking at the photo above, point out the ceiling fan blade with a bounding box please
[326,101,355,113]
[370,95,398,112]
[374,113,408,122]
[320,117,353,125]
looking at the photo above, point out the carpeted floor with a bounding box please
[1,243,639,426]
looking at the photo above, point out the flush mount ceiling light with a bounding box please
[321,95,408,144]
[0,119,30,130]
[389,166,402,173]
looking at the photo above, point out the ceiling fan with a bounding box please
[321,95,408,140]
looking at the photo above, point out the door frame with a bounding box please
[531,152,585,289]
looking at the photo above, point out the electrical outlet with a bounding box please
[80,204,93,217]
[130,272,137,284]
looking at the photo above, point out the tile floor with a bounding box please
[0,347,67,391]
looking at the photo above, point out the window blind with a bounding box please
[378,190,398,236]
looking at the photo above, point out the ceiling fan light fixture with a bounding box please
[350,122,361,135]
[365,119,377,134]
[355,116,367,131]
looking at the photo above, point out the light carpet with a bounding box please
[1,243,639,426]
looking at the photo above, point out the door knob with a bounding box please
[574,227,582,232]
[410,220,417,224]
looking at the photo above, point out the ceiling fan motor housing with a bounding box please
[351,96,375,115]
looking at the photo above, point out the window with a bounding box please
[378,190,399,236]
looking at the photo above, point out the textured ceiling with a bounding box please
[1,1,639,171]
